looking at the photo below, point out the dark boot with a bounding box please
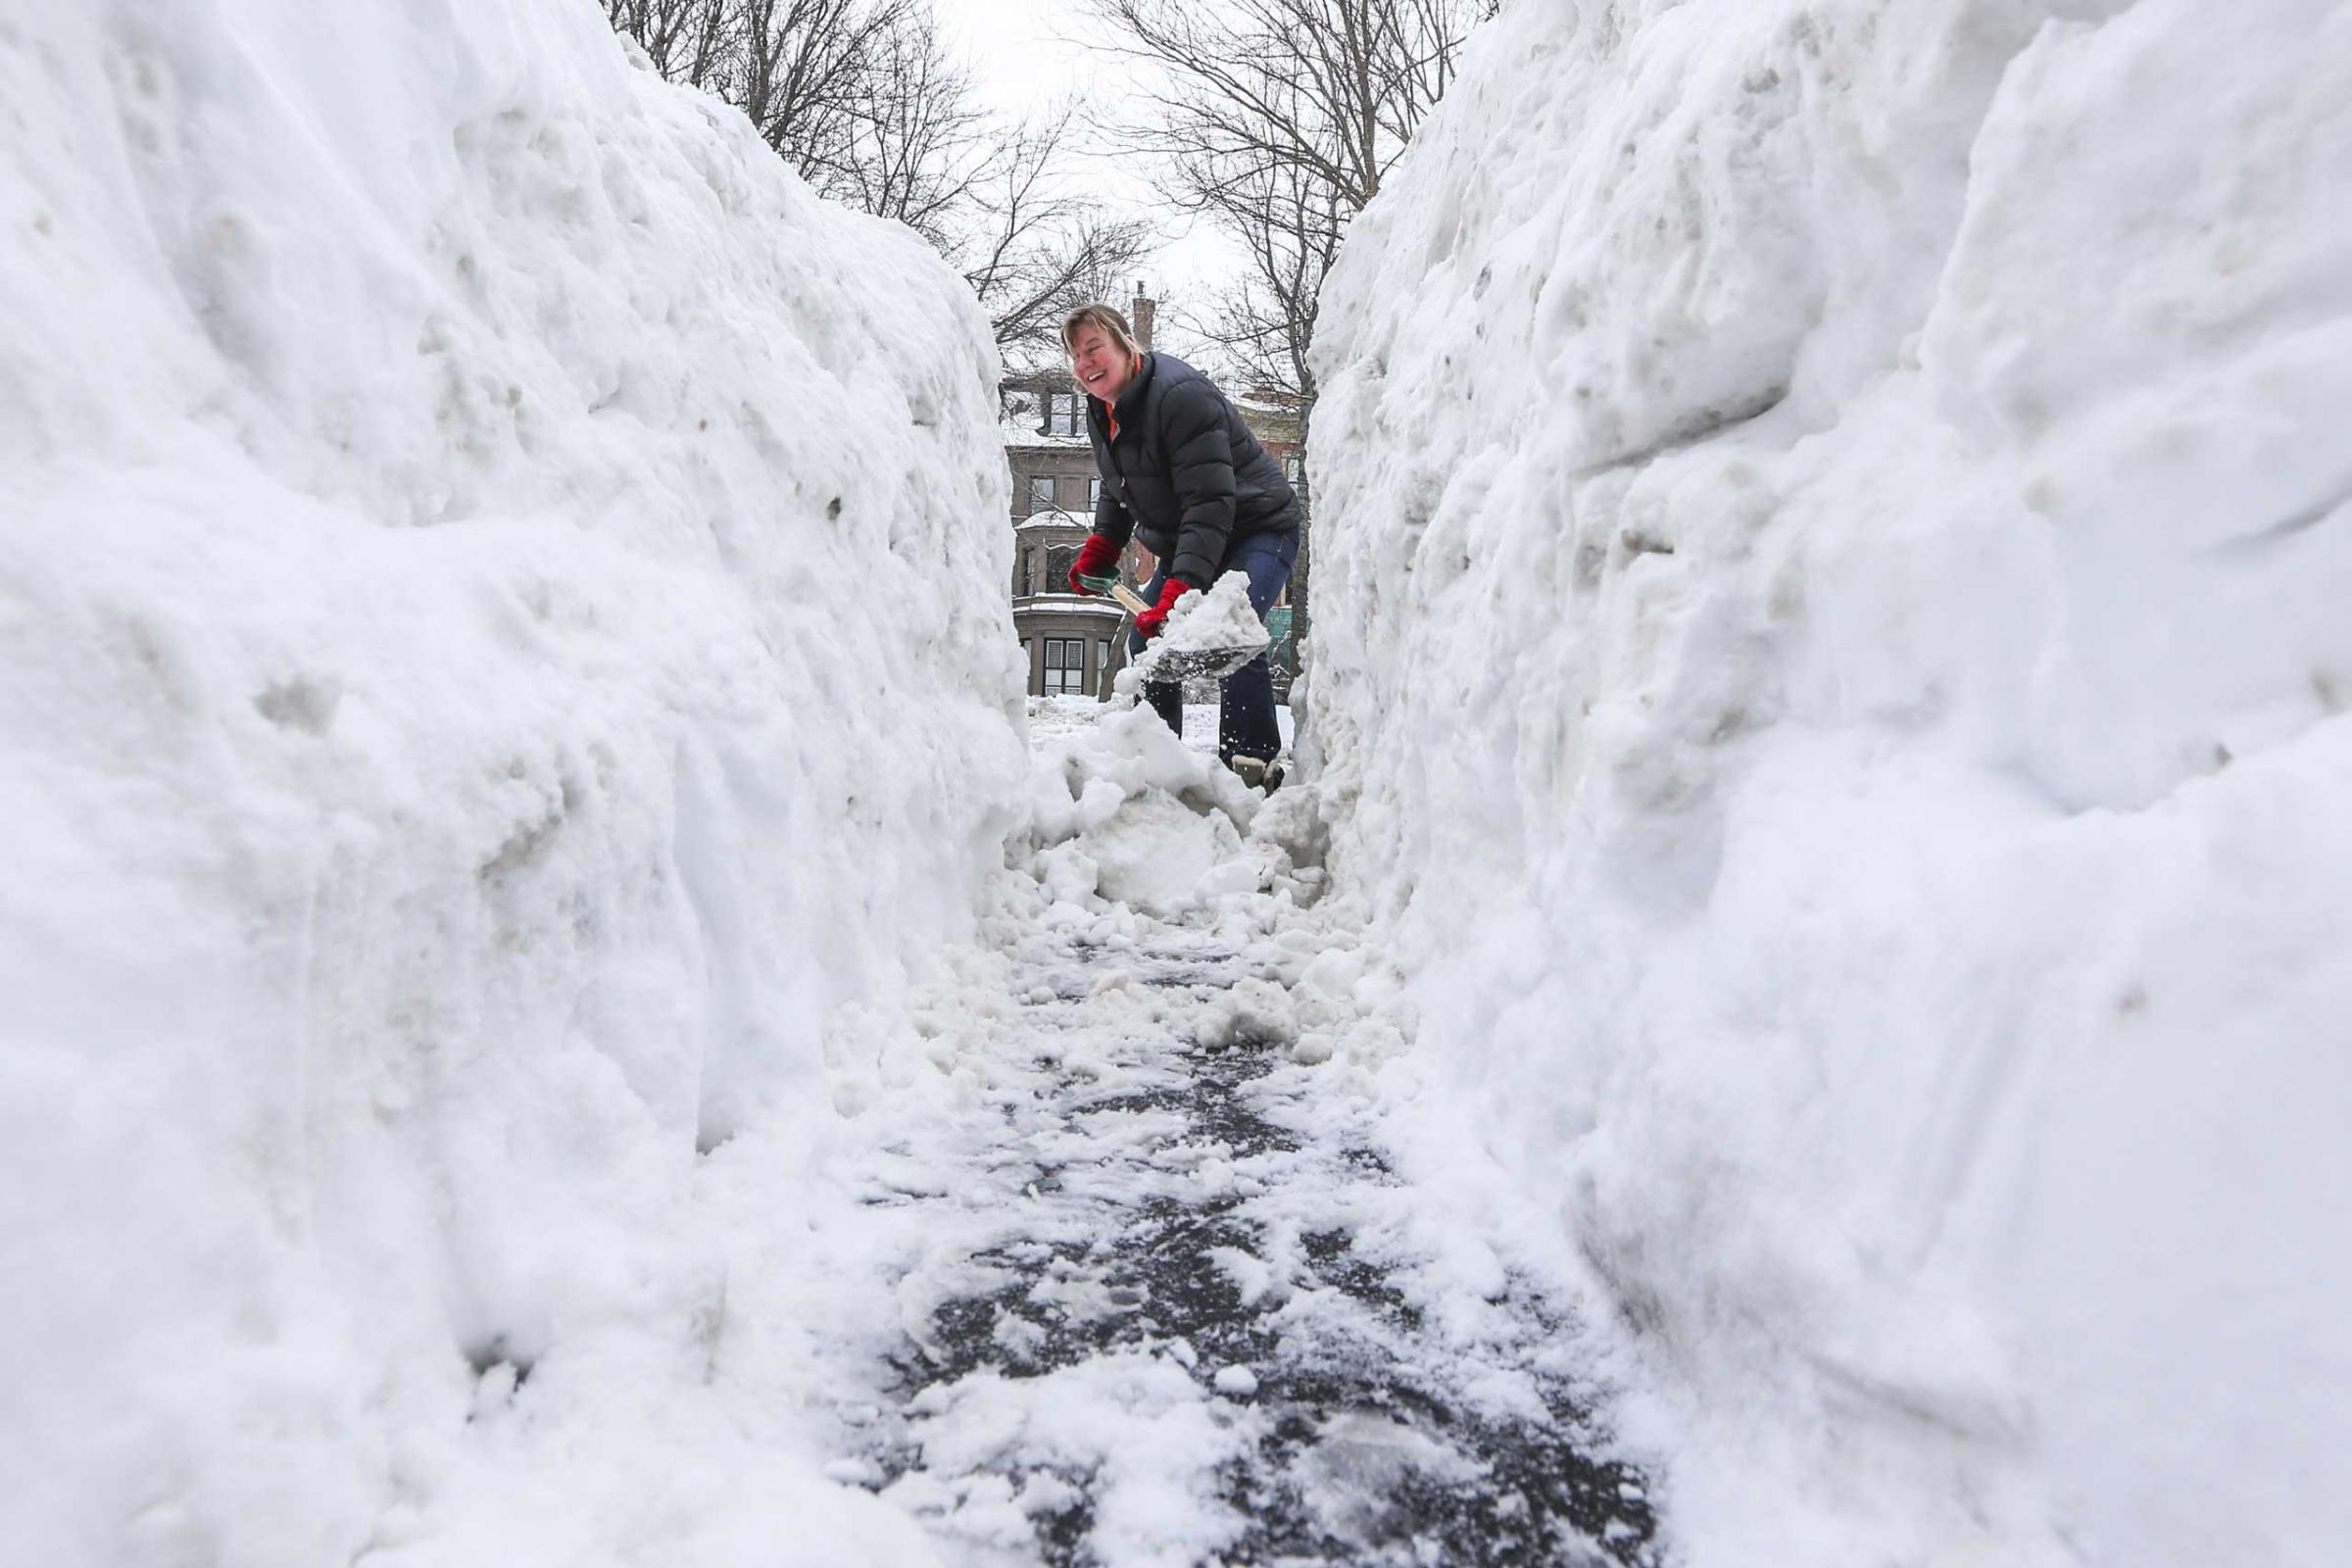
[1145,680,1184,737]
[1229,755,1286,794]
[1217,651,1279,769]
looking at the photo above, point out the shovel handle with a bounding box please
[1108,583,1152,615]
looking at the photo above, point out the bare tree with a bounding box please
[606,0,735,86]
[606,1,1154,357]
[1081,0,1492,619]
[610,0,903,165]
[728,0,908,180]
[960,108,1154,362]
[1084,0,1489,402]
[1186,153,1348,404]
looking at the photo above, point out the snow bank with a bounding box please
[0,1,1021,1560]
[1305,0,2352,1561]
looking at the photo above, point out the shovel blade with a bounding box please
[1111,583,1267,683]
[1135,642,1265,684]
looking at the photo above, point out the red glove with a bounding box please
[1067,533,1122,596]
[1133,576,1193,639]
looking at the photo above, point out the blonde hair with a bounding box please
[1060,303,1143,361]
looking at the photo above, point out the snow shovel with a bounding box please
[1109,582,1268,683]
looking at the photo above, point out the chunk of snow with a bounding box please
[1016,706,1274,918]
[1194,979,1300,1051]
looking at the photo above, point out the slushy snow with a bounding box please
[1301,0,2352,1563]
[797,703,1651,1565]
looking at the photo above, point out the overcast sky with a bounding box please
[944,0,1238,354]
[947,0,1098,112]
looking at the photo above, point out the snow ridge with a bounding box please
[1303,1,2352,1563]
[0,3,1022,1561]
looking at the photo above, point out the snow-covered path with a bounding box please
[783,707,1660,1567]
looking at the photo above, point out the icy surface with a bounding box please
[0,2,1021,1561]
[1304,0,2352,1563]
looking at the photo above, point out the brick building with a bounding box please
[1004,292,1306,701]
[1003,359,1132,701]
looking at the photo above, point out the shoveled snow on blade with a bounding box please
[1130,573,1267,684]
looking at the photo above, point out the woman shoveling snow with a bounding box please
[1059,303,1301,790]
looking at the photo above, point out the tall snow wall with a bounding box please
[0,1,1023,1559]
[1306,0,2351,1561]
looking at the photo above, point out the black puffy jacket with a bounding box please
[1084,353,1300,589]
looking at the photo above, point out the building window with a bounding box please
[1090,475,1102,507]
[1019,550,1034,597]
[1043,638,1085,695]
[1097,639,1110,672]
[1052,392,1084,437]
[1046,544,1079,592]
[1027,473,1054,511]
[1284,454,1304,483]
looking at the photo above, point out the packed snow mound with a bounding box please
[1020,705,1312,920]
[0,2,1021,1562]
[1306,1,2352,1563]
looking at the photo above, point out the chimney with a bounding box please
[1131,282,1155,351]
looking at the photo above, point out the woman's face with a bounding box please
[1070,324,1137,405]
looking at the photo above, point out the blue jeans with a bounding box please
[1130,527,1298,763]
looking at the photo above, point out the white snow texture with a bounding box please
[1147,572,1267,662]
[0,1,1022,1562]
[1305,1,2351,1563]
